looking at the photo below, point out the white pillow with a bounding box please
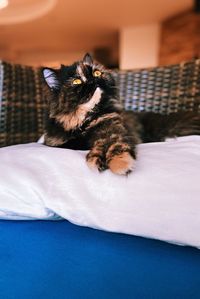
[0,136,200,248]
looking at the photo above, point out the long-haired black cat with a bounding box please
[42,54,200,175]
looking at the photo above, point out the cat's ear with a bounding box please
[42,68,60,90]
[83,53,93,66]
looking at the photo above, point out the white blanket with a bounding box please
[0,136,200,248]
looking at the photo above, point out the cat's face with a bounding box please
[42,53,116,117]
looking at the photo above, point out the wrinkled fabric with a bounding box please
[0,136,200,247]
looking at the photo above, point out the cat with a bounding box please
[42,53,200,175]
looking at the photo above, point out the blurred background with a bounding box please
[0,0,198,69]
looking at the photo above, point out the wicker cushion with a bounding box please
[0,62,45,147]
[113,60,200,113]
[0,59,200,147]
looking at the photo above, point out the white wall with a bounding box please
[119,24,161,70]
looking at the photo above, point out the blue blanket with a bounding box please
[0,220,200,299]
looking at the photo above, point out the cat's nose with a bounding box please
[88,81,98,88]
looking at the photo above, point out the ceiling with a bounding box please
[0,0,192,28]
[49,0,193,30]
[0,0,193,65]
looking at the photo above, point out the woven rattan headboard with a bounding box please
[0,59,200,147]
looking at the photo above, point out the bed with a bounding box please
[0,59,200,299]
[1,220,200,299]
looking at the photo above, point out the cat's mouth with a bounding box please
[80,86,102,105]
[85,87,103,107]
[92,87,102,100]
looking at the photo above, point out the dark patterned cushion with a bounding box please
[113,60,200,113]
[0,61,45,147]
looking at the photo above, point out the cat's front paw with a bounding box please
[86,151,106,172]
[108,152,135,175]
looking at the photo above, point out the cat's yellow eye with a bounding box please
[72,78,82,85]
[93,70,102,77]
